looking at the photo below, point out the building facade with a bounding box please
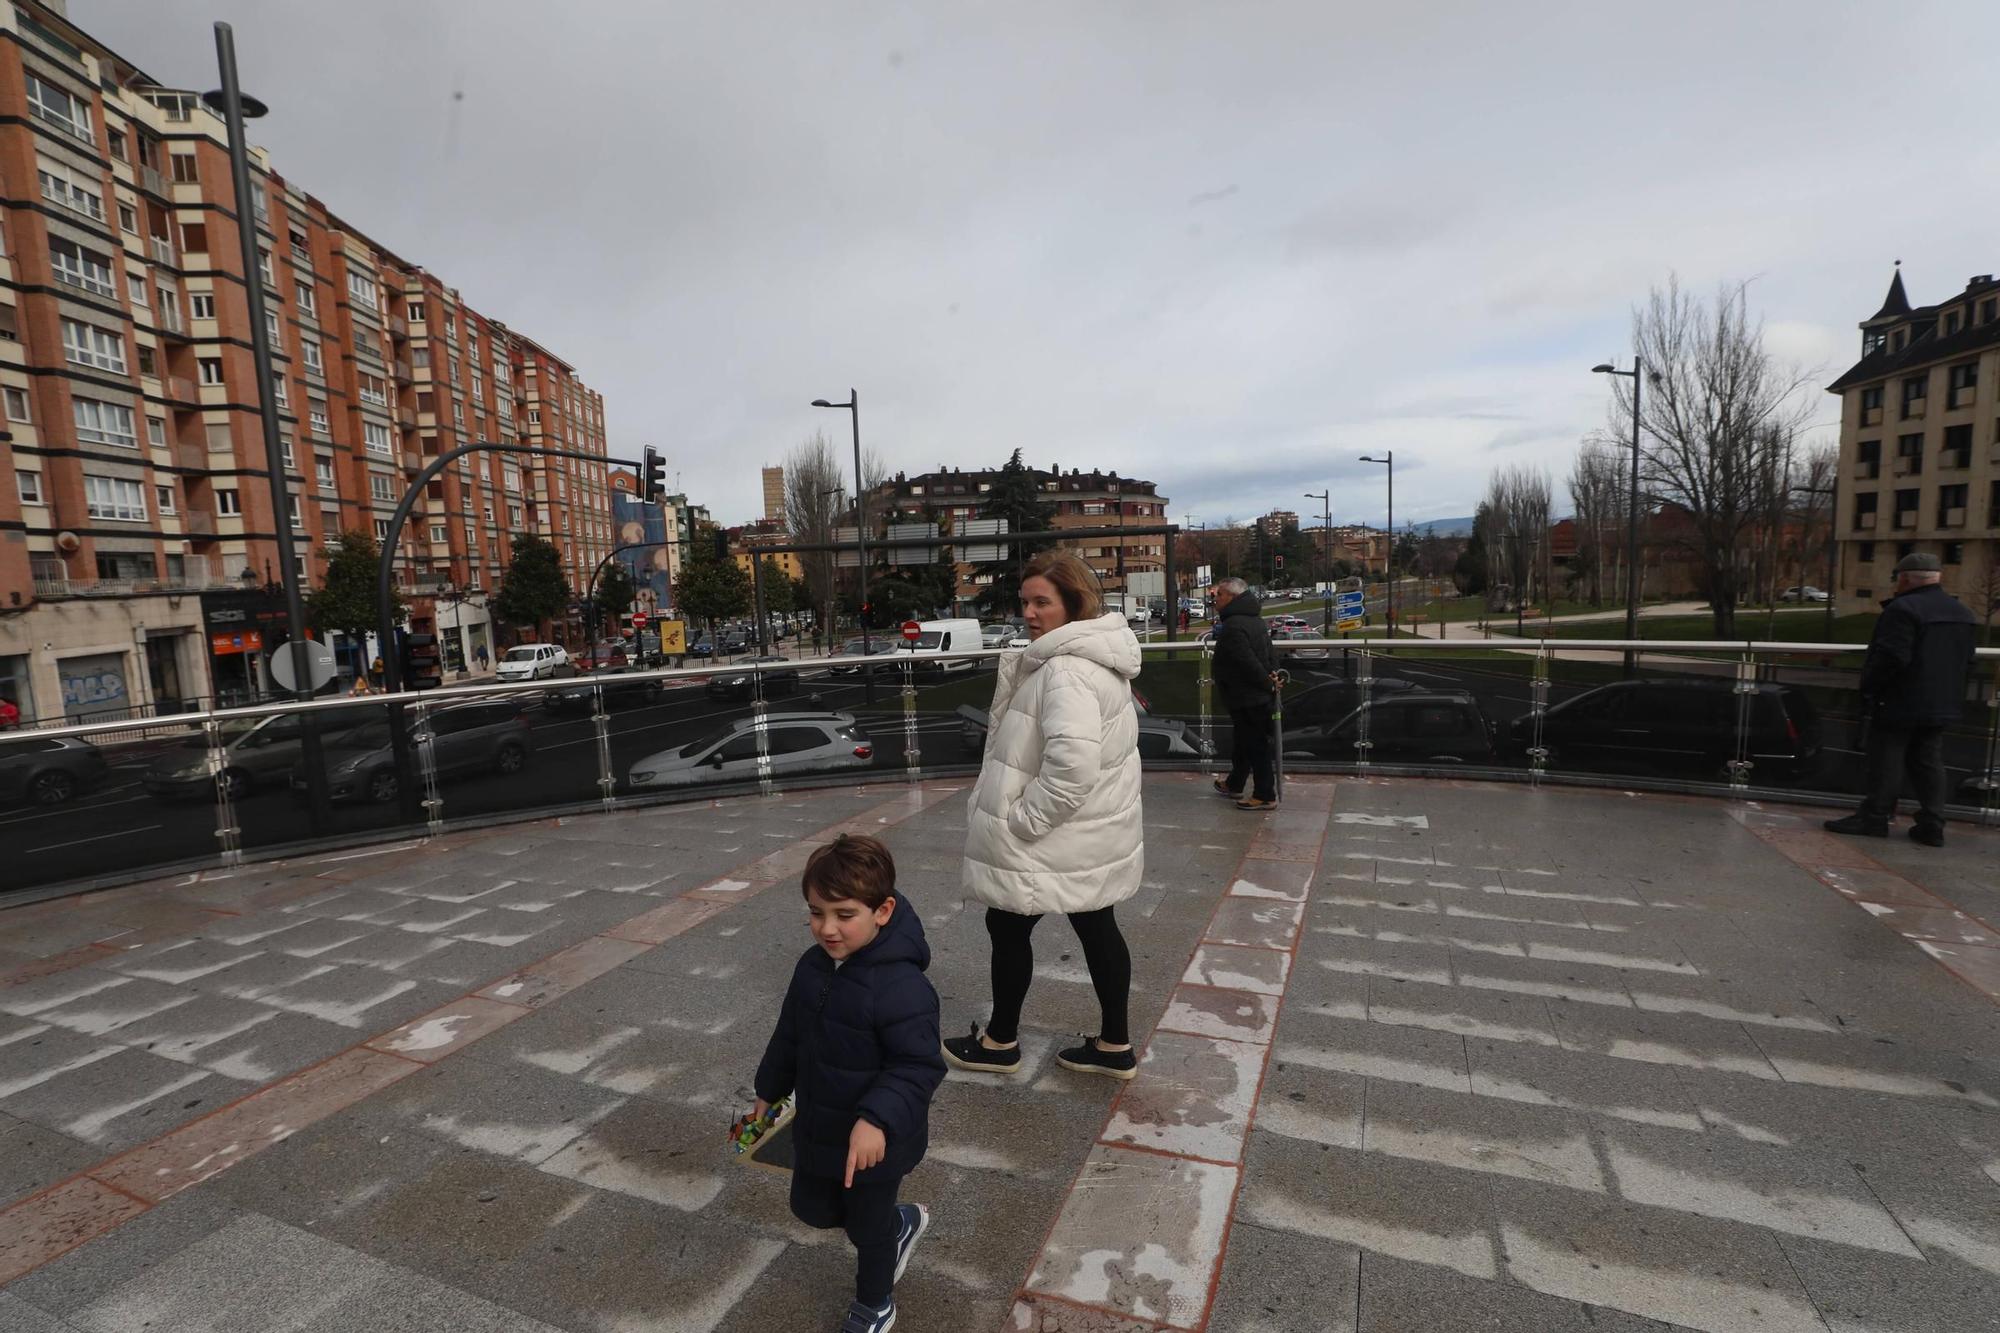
[760,464,784,523]
[1827,267,1999,614]
[0,1,614,720]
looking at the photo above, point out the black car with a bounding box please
[1283,674,1417,731]
[705,656,800,702]
[1291,693,1498,764]
[0,734,109,805]
[1509,678,1821,781]
[541,667,665,713]
[293,699,533,804]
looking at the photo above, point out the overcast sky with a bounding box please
[82,0,2000,529]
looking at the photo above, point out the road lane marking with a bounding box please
[27,824,164,855]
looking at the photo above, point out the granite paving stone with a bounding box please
[1355,1252,1681,1332]
[0,1115,97,1210]
[1364,973,1562,1046]
[1466,1036,1707,1131]
[1104,1029,1265,1162]
[1204,1221,1359,1332]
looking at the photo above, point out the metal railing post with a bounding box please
[901,656,923,781]
[206,708,242,867]
[591,681,617,811]
[410,698,444,837]
[1198,639,1216,778]
[1527,644,1551,782]
[1353,649,1373,774]
[1728,652,1757,795]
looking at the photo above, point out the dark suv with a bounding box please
[1292,693,1497,764]
[1509,679,1820,781]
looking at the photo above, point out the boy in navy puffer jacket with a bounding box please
[754,834,945,1333]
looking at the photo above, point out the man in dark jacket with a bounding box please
[1210,578,1280,810]
[1826,553,1978,846]
[754,835,945,1332]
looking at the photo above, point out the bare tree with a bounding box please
[784,431,845,636]
[1611,277,1814,636]
[1567,438,1626,607]
[1969,558,2000,647]
[1486,465,1553,628]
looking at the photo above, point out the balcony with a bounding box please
[1892,456,1921,476]
[166,375,198,405]
[183,510,216,536]
[148,236,175,266]
[1851,461,1878,480]
[158,307,189,342]
[173,441,205,471]
[388,314,408,336]
[32,571,238,600]
[398,407,416,429]
[392,358,413,384]
[1902,399,1926,421]
[1854,512,1877,531]
[140,163,170,197]
[1893,511,1918,530]
[1941,507,1967,529]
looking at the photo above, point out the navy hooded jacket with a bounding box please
[753,891,946,1183]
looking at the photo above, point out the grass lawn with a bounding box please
[1531,610,1878,644]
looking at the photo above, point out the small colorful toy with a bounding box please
[730,1096,791,1155]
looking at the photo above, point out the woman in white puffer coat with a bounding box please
[944,551,1145,1080]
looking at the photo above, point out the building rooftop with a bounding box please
[2,776,1996,1330]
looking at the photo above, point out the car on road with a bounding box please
[956,694,1215,761]
[625,712,874,789]
[1778,586,1830,603]
[1273,626,1332,662]
[496,643,569,681]
[0,734,109,806]
[145,705,378,800]
[829,637,902,675]
[981,623,1017,650]
[705,655,802,702]
[1283,675,1418,731]
[541,667,665,713]
[1506,678,1820,781]
[1289,693,1499,765]
[575,640,630,670]
[290,699,533,804]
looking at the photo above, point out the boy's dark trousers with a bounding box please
[791,1168,904,1307]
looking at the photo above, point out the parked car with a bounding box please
[145,705,377,800]
[1507,679,1821,781]
[1290,693,1498,764]
[625,712,874,790]
[496,643,568,681]
[980,623,1017,650]
[829,638,902,676]
[541,667,665,713]
[1283,675,1417,730]
[1273,626,1332,662]
[956,695,1214,761]
[1778,586,1830,603]
[705,656,801,702]
[575,640,630,670]
[892,620,984,673]
[0,734,109,806]
[290,699,532,804]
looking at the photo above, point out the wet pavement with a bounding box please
[1,775,1997,1332]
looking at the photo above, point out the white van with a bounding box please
[893,619,985,673]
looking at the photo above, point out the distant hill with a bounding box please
[1404,515,1475,537]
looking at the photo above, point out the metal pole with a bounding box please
[1385,451,1395,637]
[752,552,767,656]
[1823,474,1838,641]
[1626,360,1643,652]
[213,23,328,830]
[845,393,875,703]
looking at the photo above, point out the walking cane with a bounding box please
[1272,668,1290,802]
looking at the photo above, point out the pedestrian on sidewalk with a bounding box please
[948,550,1145,1081]
[753,834,943,1333]
[1825,553,1977,847]
[1210,577,1281,811]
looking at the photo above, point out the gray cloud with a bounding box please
[84,1,2000,527]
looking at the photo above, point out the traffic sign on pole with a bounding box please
[632,612,648,630]
[901,620,923,642]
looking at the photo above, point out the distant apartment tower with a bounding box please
[761,464,785,523]
[1827,266,1999,612]
[1257,509,1299,539]
[0,1,614,720]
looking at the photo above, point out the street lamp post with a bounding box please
[1304,490,1332,635]
[204,25,329,829]
[811,392,872,701]
[1593,358,1645,673]
[1358,453,1393,635]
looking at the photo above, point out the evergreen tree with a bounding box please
[971,450,1057,617]
[1455,504,1491,596]
[492,533,570,634]
[757,557,799,613]
[304,530,406,669]
[674,528,751,643]
[594,563,636,622]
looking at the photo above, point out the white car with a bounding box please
[495,643,568,680]
[1778,586,1829,604]
[625,712,874,790]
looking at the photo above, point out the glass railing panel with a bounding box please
[1530,646,1769,791]
[230,696,433,855]
[1130,634,1211,772]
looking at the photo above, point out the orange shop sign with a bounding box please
[210,630,264,655]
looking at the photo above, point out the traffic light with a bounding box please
[640,446,665,502]
[1274,554,1285,570]
[710,527,728,561]
[402,631,442,691]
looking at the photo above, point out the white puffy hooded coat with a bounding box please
[962,613,1144,916]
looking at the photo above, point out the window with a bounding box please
[406,300,426,323]
[373,518,389,541]
[264,310,280,346]
[309,401,329,435]
[1944,311,1961,337]
[1901,374,1927,417]
[107,127,126,160]
[3,388,28,422]
[289,495,302,529]
[49,238,116,297]
[1893,488,1919,529]
[170,152,197,183]
[358,373,387,407]
[281,437,294,468]
[1943,541,1964,566]
[1857,541,1875,563]
[61,319,126,373]
[1939,483,1968,524]
[453,401,464,425]
[295,280,315,314]
[412,347,430,368]
[1943,424,1973,469]
[289,228,309,261]
[83,474,146,520]
[155,483,176,514]
[273,378,289,408]
[1947,362,1978,409]
[444,315,456,339]
[364,421,392,455]
[16,470,43,504]
[73,397,137,447]
[258,249,274,287]
[346,272,378,309]
[24,73,91,140]
[315,460,334,489]
[198,357,224,386]
[36,158,103,220]
[529,409,541,426]
[429,523,447,543]
[190,293,215,321]
[301,338,322,373]
[146,416,165,445]
[369,473,395,502]
[1895,433,1923,475]
[216,487,241,516]
[1853,491,1877,527]
[180,220,208,254]
[250,181,268,223]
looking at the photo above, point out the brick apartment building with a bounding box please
[869,464,1170,607]
[0,0,614,721]
[1827,265,1999,614]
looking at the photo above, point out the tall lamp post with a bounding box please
[1304,490,1332,635]
[811,391,872,701]
[1358,453,1393,635]
[204,25,329,828]
[1593,358,1645,673]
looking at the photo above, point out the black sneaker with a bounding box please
[1909,824,1945,848]
[1056,1036,1138,1080]
[1823,814,1888,837]
[942,1024,1021,1074]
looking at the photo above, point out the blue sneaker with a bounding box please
[892,1202,930,1283]
[839,1298,895,1332]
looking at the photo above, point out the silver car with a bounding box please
[626,712,875,790]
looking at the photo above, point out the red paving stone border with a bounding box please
[1008,778,1338,1332]
[0,782,965,1289]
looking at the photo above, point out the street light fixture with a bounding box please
[1303,490,1332,634]
[812,391,872,699]
[1358,453,1393,635]
[1593,358,1645,670]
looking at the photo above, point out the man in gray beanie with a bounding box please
[1825,552,1977,846]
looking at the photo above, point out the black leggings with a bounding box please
[985,905,1131,1047]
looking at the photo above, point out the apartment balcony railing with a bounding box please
[140,164,171,197]
[32,572,237,599]
[1941,508,1967,529]
[183,510,215,535]
[388,314,408,336]
[1893,456,1921,476]
[1903,400,1927,421]
[1855,513,1877,531]
[166,375,198,405]
[1893,511,1918,530]
[1851,462,1878,480]
[148,236,176,266]
[392,358,414,383]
